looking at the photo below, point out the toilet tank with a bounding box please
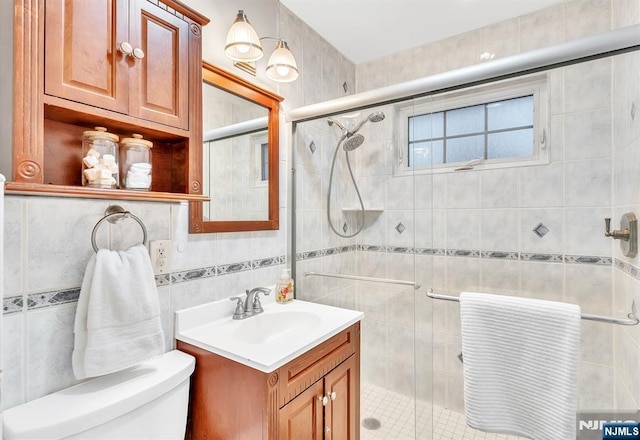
[3,350,195,440]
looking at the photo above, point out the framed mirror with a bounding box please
[190,62,283,233]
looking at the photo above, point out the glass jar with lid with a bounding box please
[82,127,119,188]
[120,134,153,190]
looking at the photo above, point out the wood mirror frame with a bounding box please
[190,62,283,233]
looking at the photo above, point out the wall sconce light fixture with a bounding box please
[224,10,299,83]
[224,10,263,62]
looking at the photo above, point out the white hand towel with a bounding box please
[73,244,164,379]
[459,292,581,440]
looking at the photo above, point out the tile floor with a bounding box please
[360,383,527,440]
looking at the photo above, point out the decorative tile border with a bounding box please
[615,258,640,282]
[4,250,614,314]
[3,255,287,314]
[296,245,357,261]
[481,251,519,260]
[520,253,563,262]
[564,255,612,265]
[296,245,611,267]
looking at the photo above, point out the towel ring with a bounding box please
[91,205,148,253]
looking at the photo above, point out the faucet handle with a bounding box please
[249,287,271,314]
[229,296,246,320]
[251,287,271,296]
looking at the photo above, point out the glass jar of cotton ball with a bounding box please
[82,127,119,189]
[120,134,153,190]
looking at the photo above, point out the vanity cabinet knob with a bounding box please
[118,42,145,60]
[132,47,145,59]
[119,41,133,55]
[328,391,336,401]
[318,395,328,406]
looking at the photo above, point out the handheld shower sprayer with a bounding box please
[325,110,386,237]
[349,111,385,136]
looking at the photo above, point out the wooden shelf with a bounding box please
[43,96,190,142]
[5,181,210,203]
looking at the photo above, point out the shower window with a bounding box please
[252,133,269,187]
[397,76,549,174]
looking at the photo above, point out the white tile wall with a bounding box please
[612,1,640,411]
[294,0,635,420]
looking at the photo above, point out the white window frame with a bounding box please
[251,132,269,188]
[394,75,550,176]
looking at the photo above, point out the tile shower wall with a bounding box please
[611,0,640,411]
[294,0,638,415]
[0,2,356,411]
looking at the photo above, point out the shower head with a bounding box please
[350,111,385,135]
[343,134,365,151]
[368,111,385,123]
[327,117,345,131]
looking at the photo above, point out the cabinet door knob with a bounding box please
[328,391,337,401]
[118,41,133,55]
[318,395,328,406]
[132,47,145,59]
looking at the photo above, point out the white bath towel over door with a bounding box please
[459,292,581,440]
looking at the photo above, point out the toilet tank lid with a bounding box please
[3,350,195,440]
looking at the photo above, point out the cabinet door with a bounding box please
[44,0,129,113]
[279,380,324,440]
[128,0,189,129]
[324,356,358,440]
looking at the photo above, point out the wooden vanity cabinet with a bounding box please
[10,0,209,202]
[279,355,358,440]
[177,322,361,440]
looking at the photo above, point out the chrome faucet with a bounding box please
[229,287,271,320]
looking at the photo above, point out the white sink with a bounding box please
[175,289,363,373]
[233,310,322,344]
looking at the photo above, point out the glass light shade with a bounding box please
[225,10,263,62]
[265,40,299,82]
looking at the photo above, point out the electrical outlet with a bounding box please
[150,240,171,275]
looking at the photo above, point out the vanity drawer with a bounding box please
[277,322,360,408]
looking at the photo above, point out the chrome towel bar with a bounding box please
[426,290,639,326]
[91,205,148,253]
[303,272,420,289]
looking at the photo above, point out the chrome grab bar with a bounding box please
[426,289,639,326]
[303,272,420,289]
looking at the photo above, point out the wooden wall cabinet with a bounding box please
[45,0,189,130]
[10,0,209,202]
[177,322,361,440]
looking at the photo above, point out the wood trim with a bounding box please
[153,0,210,26]
[277,324,357,408]
[186,11,203,198]
[202,62,284,105]
[192,63,284,233]
[13,0,45,183]
[42,95,190,140]
[5,181,210,202]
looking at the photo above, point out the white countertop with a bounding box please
[175,292,363,373]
